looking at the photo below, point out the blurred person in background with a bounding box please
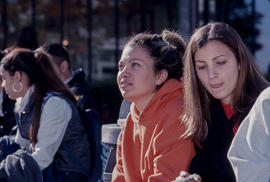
[16,26,39,50]
[0,50,16,137]
[41,43,98,112]
[3,26,39,54]
[41,43,104,181]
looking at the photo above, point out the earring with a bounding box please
[12,82,23,93]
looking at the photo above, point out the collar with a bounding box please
[0,90,4,116]
[130,79,183,122]
[64,69,74,84]
[15,85,35,113]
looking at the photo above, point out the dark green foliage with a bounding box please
[223,0,262,54]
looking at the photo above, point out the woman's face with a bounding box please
[117,46,160,110]
[0,66,19,100]
[194,40,239,104]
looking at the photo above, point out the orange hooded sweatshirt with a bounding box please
[112,79,195,182]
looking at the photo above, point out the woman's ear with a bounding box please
[155,69,168,85]
[14,71,22,82]
[59,61,69,73]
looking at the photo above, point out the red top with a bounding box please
[222,103,239,135]
[112,79,195,182]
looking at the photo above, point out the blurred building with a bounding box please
[0,0,260,82]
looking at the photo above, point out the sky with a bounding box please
[255,0,270,74]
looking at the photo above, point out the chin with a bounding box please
[121,90,130,96]
[210,93,221,99]
[8,95,16,100]
[122,94,134,101]
[122,94,132,100]
[214,95,227,102]
[121,92,129,98]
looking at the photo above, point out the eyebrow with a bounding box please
[128,58,144,63]
[119,58,145,63]
[195,55,228,63]
[212,55,228,60]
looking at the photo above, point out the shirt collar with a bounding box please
[15,85,35,113]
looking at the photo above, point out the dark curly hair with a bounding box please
[125,30,186,81]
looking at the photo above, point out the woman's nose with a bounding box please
[119,66,130,78]
[208,67,218,79]
[1,81,4,88]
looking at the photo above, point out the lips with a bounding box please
[119,80,132,89]
[210,83,223,89]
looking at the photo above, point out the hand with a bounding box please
[172,171,202,182]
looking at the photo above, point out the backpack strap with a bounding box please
[61,144,89,179]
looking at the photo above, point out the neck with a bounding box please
[63,71,73,82]
[221,97,232,105]
[20,85,31,98]
[133,92,156,113]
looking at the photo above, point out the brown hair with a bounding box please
[182,22,269,146]
[124,30,186,81]
[2,48,75,145]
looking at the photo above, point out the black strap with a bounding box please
[61,144,89,179]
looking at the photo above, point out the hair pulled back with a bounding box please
[1,48,75,144]
[125,30,186,80]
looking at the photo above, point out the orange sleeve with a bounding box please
[148,139,195,182]
[148,113,195,182]
[111,130,125,182]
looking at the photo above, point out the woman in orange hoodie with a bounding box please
[112,30,195,182]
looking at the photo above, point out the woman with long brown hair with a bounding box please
[180,22,269,182]
[0,48,90,182]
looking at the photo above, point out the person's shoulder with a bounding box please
[44,95,70,107]
[256,86,270,102]
[71,68,87,83]
[43,92,71,107]
[70,72,91,92]
[155,94,184,126]
[162,89,184,112]
[42,96,72,119]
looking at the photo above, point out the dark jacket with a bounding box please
[68,69,104,181]
[0,149,43,182]
[16,91,90,175]
[189,100,253,182]
[0,90,16,137]
[67,68,97,110]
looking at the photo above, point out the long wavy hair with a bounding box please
[182,22,269,146]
